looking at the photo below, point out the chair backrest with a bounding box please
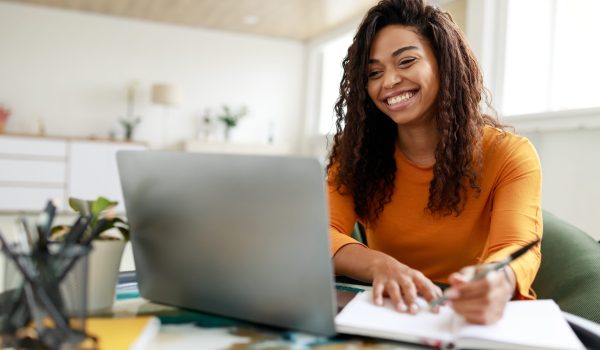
[532,211,600,323]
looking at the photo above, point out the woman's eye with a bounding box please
[368,71,382,79]
[399,57,417,66]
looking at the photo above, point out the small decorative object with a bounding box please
[268,120,275,144]
[197,109,214,141]
[0,104,11,134]
[151,83,182,148]
[51,197,130,313]
[217,105,247,142]
[120,81,142,141]
[36,117,46,136]
[119,117,141,142]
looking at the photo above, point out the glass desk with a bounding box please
[109,278,428,350]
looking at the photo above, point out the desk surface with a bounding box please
[109,285,427,350]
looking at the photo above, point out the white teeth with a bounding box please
[387,91,415,105]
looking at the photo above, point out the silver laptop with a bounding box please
[116,151,337,336]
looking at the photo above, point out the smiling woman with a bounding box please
[366,26,439,138]
[327,0,543,325]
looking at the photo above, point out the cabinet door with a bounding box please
[67,142,146,212]
[0,136,67,157]
[0,159,66,184]
[0,187,65,211]
[0,136,67,211]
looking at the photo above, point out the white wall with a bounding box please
[0,2,308,289]
[515,120,600,240]
[0,2,306,151]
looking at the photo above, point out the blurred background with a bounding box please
[0,0,598,264]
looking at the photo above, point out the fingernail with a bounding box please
[444,288,459,299]
[409,304,418,314]
[376,297,383,306]
[397,303,407,312]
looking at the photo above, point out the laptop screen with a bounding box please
[117,151,337,336]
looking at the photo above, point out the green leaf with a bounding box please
[91,197,118,217]
[50,225,70,241]
[64,196,130,241]
[69,197,93,215]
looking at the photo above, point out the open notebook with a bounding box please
[336,291,584,350]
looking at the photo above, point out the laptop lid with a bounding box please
[116,151,337,336]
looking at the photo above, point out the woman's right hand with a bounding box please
[333,244,442,313]
[370,253,443,313]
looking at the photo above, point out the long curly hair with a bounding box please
[327,0,503,223]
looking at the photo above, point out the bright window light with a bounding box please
[319,32,354,135]
[503,0,600,115]
[551,0,600,110]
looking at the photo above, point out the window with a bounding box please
[502,0,600,116]
[318,32,354,135]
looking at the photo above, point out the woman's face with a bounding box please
[366,25,439,126]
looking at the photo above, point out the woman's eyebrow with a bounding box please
[368,45,419,64]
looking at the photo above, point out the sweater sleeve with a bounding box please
[327,176,365,257]
[481,138,543,300]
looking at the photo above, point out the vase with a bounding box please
[224,126,232,142]
[86,240,126,313]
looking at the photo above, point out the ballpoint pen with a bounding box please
[428,238,541,309]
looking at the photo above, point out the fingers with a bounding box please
[448,266,475,285]
[412,273,443,313]
[397,278,418,313]
[372,280,385,306]
[450,293,506,324]
[414,272,443,301]
[386,281,408,312]
[446,268,511,325]
[447,270,507,300]
[373,279,410,312]
[372,276,439,314]
[369,255,439,314]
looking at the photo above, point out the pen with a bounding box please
[428,238,541,309]
[36,200,57,252]
[63,215,90,244]
[19,217,34,247]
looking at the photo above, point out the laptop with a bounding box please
[116,151,337,336]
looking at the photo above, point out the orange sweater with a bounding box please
[329,127,543,299]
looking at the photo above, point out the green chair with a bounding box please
[532,211,600,324]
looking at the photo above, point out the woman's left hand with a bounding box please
[444,264,516,324]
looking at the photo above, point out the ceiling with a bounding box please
[4,0,380,41]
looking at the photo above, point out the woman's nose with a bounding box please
[383,72,402,89]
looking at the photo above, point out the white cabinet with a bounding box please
[182,140,285,155]
[68,141,145,212]
[0,136,68,210]
[0,135,146,212]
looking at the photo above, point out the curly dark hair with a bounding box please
[327,0,503,223]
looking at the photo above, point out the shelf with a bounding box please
[181,140,285,155]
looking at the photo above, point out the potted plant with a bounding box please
[52,197,129,313]
[119,81,142,141]
[217,105,247,141]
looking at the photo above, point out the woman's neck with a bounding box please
[397,122,438,167]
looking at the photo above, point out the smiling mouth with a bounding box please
[385,90,417,106]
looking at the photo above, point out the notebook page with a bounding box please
[335,291,455,344]
[456,300,584,350]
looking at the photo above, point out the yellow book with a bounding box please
[86,316,160,350]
